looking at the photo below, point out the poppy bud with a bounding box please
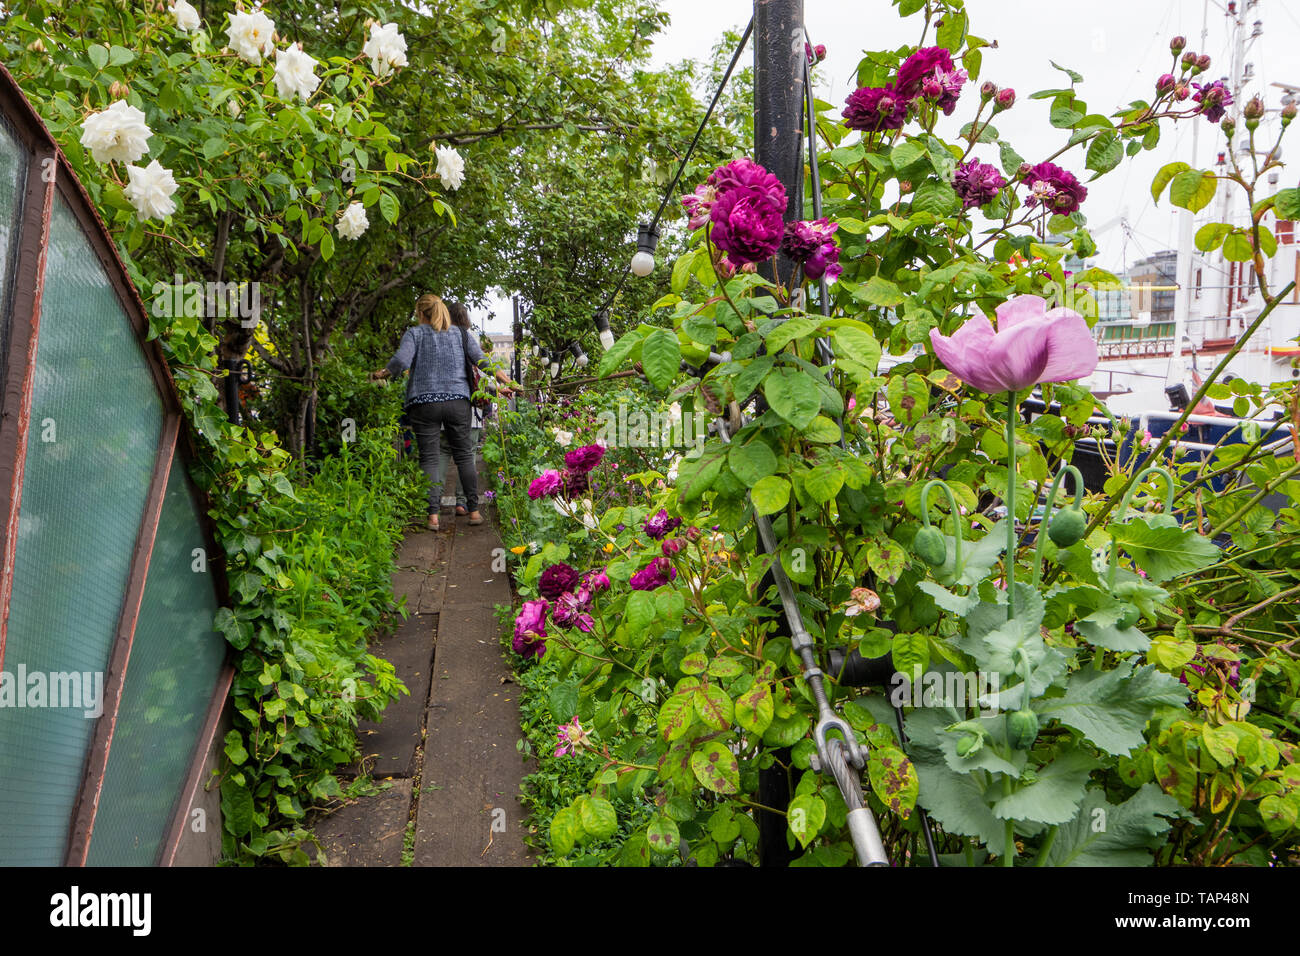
[1170,35,1186,54]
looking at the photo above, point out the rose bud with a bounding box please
[1174,81,1191,102]
[1196,53,1211,72]
[1181,50,1198,71]
[109,80,130,99]
[980,80,998,101]
[995,87,1016,111]
[1221,116,1236,137]
[1170,35,1187,54]
[1244,95,1265,120]
[1283,102,1297,125]
[1156,73,1176,96]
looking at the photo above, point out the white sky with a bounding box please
[482,0,1300,332]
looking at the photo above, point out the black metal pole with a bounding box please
[221,358,242,425]
[512,295,522,386]
[753,0,804,868]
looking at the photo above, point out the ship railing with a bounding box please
[1134,409,1296,456]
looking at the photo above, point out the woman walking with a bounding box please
[371,294,512,530]
[437,302,488,515]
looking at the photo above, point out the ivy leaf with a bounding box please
[640,328,681,391]
[763,367,821,428]
[1037,661,1188,755]
[1109,518,1219,583]
[992,748,1094,824]
[1043,785,1182,865]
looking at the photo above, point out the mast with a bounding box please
[1170,0,1211,387]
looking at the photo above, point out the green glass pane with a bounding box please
[0,113,27,392]
[0,195,162,864]
[86,457,224,866]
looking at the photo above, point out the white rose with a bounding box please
[434,145,465,190]
[336,201,369,240]
[226,8,275,65]
[169,0,201,32]
[273,44,320,102]
[80,100,152,165]
[361,21,408,77]
[123,160,178,220]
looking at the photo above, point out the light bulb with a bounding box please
[599,329,615,349]
[550,361,560,377]
[630,251,655,277]
[576,352,589,368]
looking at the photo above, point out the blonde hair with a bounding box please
[415,293,450,331]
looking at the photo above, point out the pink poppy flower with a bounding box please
[928,295,1098,394]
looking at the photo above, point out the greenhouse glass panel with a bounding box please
[0,113,26,393]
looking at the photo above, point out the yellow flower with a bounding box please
[510,545,527,555]
[603,542,614,553]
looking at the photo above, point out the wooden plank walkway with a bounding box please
[312,511,534,867]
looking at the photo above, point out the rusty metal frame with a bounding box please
[0,63,233,866]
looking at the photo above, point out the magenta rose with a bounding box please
[527,470,562,499]
[1023,162,1087,215]
[706,158,787,265]
[629,557,677,591]
[564,444,605,475]
[539,562,580,599]
[843,85,908,133]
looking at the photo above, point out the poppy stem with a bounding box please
[1005,390,1017,620]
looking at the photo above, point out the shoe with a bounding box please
[427,514,439,531]
[455,504,468,516]
[468,511,484,525]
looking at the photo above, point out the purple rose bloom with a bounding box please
[564,444,605,475]
[843,85,908,133]
[552,590,595,632]
[561,468,588,497]
[527,470,562,499]
[1023,161,1088,215]
[1193,79,1233,122]
[581,568,611,592]
[952,160,1006,209]
[896,46,955,97]
[781,218,842,281]
[629,557,677,591]
[643,508,682,540]
[707,158,787,265]
[539,562,580,599]
[512,599,548,658]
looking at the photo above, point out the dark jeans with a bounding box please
[407,399,478,515]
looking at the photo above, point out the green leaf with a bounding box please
[868,745,919,819]
[1050,107,1084,128]
[804,462,845,504]
[912,179,960,217]
[751,476,791,516]
[221,776,255,838]
[1194,222,1232,253]
[763,367,821,429]
[378,191,399,224]
[1086,132,1122,175]
[766,317,817,353]
[1109,518,1219,583]
[891,632,929,675]
[676,444,726,502]
[728,440,777,484]
[597,330,641,378]
[626,590,655,635]
[1151,161,1190,204]
[1051,60,1084,83]
[223,729,248,766]
[693,684,734,731]
[1169,169,1217,213]
[1044,785,1182,865]
[108,44,135,66]
[657,693,694,741]
[647,815,680,854]
[88,43,109,71]
[1275,187,1300,220]
[1038,661,1188,756]
[640,329,681,391]
[886,372,929,425]
[580,796,618,839]
[548,681,579,721]
[691,742,740,794]
[867,539,907,585]
[992,749,1093,824]
[1221,231,1253,262]
[891,139,928,173]
[319,231,335,262]
[202,136,227,161]
[855,275,904,308]
[735,682,774,735]
[787,794,826,847]
[550,805,582,856]
[999,140,1025,176]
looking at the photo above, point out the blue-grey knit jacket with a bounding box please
[385,324,490,404]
